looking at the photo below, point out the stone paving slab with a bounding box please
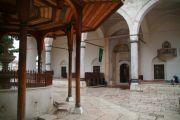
[50,80,180,120]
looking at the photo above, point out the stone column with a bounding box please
[130,35,140,90]
[104,38,111,85]
[44,38,53,71]
[80,33,87,80]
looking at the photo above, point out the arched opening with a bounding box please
[91,58,101,73]
[139,0,180,80]
[120,63,129,83]
[101,12,130,85]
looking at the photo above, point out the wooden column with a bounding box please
[74,7,82,109]
[65,0,83,113]
[35,33,45,73]
[17,0,29,119]
[66,24,74,101]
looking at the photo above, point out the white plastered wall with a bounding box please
[51,30,105,78]
[85,31,105,73]
[51,36,71,78]
[140,17,180,80]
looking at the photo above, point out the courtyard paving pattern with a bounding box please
[51,80,180,120]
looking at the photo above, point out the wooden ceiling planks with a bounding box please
[0,0,123,36]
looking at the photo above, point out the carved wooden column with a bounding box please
[66,24,74,102]
[17,0,29,119]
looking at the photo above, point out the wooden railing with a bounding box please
[0,70,53,89]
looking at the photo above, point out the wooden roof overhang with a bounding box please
[0,0,123,37]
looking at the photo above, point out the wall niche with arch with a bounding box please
[112,43,130,84]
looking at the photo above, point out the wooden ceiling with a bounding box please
[0,0,123,37]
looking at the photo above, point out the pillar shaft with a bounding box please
[17,0,29,119]
[75,10,82,108]
[130,35,139,83]
[44,38,53,71]
[67,24,74,98]
[105,38,110,83]
[80,33,87,79]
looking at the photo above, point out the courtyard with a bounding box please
[43,80,180,120]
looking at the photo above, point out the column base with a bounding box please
[130,83,142,91]
[66,96,74,102]
[130,79,141,91]
[108,80,113,85]
[74,106,83,114]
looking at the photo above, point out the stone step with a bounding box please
[37,114,57,120]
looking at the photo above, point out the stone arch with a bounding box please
[91,58,101,66]
[91,58,101,72]
[113,43,129,53]
[106,11,130,36]
[108,22,129,36]
[60,60,68,66]
[117,9,132,32]
[130,0,159,35]
[96,28,104,38]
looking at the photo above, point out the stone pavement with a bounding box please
[50,80,180,120]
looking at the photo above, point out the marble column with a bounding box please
[44,38,53,71]
[130,35,140,90]
[80,33,87,80]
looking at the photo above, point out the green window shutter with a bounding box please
[99,48,103,62]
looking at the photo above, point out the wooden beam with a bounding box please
[94,2,123,30]
[29,19,52,27]
[17,0,30,119]
[84,1,120,4]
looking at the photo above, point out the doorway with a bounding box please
[61,66,67,78]
[154,64,164,79]
[120,64,129,83]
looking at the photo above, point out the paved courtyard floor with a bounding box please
[50,80,180,120]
